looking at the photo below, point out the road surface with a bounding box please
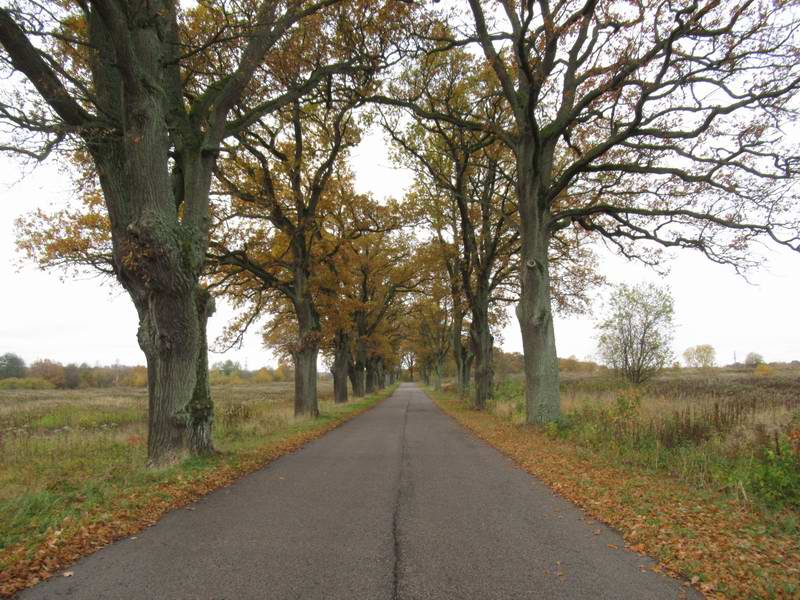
[20,383,696,599]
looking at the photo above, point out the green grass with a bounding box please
[0,381,390,564]
[487,367,800,511]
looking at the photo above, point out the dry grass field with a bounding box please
[490,367,800,511]
[0,380,387,585]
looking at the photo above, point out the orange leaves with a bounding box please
[15,190,113,277]
[431,391,800,599]
[0,396,384,599]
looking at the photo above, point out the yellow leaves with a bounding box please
[15,194,113,277]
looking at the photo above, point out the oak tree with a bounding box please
[385,0,800,423]
[0,0,408,463]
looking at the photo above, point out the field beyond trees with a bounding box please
[0,381,394,597]
[434,366,800,598]
[490,366,800,511]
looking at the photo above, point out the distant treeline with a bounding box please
[0,353,293,390]
[493,350,604,379]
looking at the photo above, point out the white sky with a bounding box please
[0,128,798,368]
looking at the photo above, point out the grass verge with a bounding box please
[429,388,800,599]
[0,386,395,598]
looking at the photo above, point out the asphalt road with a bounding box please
[19,383,697,599]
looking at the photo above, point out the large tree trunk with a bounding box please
[365,356,379,394]
[451,310,468,397]
[136,286,202,466]
[351,347,366,397]
[351,362,366,396]
[332,330,350,404]
[516,148,560,423]
[377,358,385,390]
[188,288,215,455]
[462,352,473,396]
[294,344,319,417]
[432,360,443,391]
[470,312,494,410]
[292,290,320,417]
[88,38,215,466]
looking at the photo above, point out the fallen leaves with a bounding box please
[431,391,800,600]
[0,393,389,598]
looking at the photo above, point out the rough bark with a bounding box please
[462,353,473,396]
[347,359,358,394]
[293,294,320,416]
[516,150,560,423]
[136,286,201,466]
[294,344,319,417]
[432,360,443,391]
[365,356,379,394]
[350,309,369,397]
[0,0,375,465]
[188,288,216,455]
[451,309,470,397]
[470,309,493,410]
[332,330,350,404]
[351,364,366,396]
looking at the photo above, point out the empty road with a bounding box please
[20,383,696,599]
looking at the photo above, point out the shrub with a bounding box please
[755,363,774,378]
[0,377,56,390]
[219,402,253,427]
[748,433,800,509]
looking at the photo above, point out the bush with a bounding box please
[0,377,56,390]
[219,402,253,427]
[755,363,774,378]
[748,433,800,509]
[209,371,247,385]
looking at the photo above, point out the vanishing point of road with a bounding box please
[19,384,697,599]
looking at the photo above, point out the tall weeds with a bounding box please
[491,369,800,510]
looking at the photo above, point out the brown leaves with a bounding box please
[431,392,800,600]
[0,395,386,598]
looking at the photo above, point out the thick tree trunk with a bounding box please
[332,330,350,404]
[351,361,366,397]
[467,278,494,410]
[451,310,468,397]
[294,344,319,417]
[462,353,473,396]
[351,335,367,397]
[292,290,320,417]
[470,310,494,411]
[432,360,443,391]
[516,148,560,423]
[377,358,385,390]
[365,357,379,394]
[89,61,214,466]
[188,288,215,455]
[136,287,201,466]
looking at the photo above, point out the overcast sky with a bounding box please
[0,128,798,369]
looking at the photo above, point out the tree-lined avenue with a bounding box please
[19,384,696,600]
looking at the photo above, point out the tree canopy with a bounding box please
[2,0,799,465]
